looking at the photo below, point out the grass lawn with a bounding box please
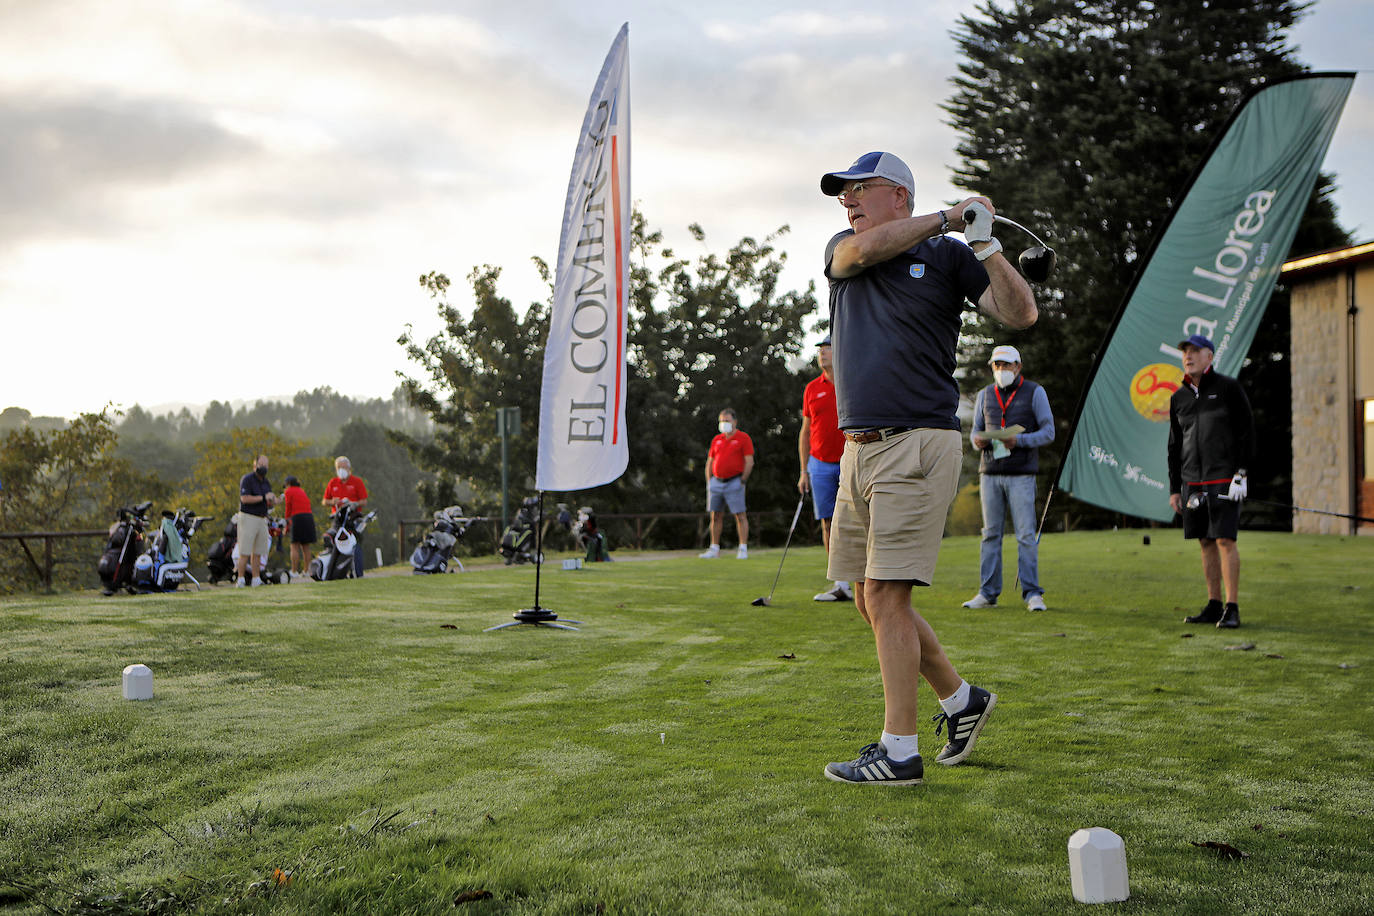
[1,530,1371,915]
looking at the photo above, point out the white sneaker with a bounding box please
[1026,594,1047,612]
[814,587,839,602]
[698,546,720,559]
[736,545,748,559]
[235,579,246,588]
[251,577,265,587]
[961,594,995,608]
[813,583,852,602]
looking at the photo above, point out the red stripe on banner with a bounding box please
[610,134,624,446]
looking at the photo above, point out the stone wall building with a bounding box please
[1281,240,1374,534]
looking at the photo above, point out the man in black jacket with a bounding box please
[1167,335,1254,628]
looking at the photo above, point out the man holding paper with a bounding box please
[964,345,1055,611]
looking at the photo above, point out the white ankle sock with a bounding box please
[939,680,971,716]
[834,580,849,589]
[882,731,919,761]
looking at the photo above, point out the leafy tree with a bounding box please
[172,427,331,522]
[0,411,167,592]
[944,0,1347,526]
[396,215,818,546]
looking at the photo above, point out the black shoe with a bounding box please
[1185,599,1224,624]
[824,742,924,785]
[932,686,997,766]
[1217,603,1240,628]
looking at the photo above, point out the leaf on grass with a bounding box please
[1265,653,1284,659]
[440,624,458,629]
[484,813,496,824]
[1191,840,1249,859]
[1251,824,1264,831]
[1223,643,1256,651]
[455,889,493,905]
[1338,663,1357,669]
[1050,633,1067,638]
[778,653,796,660]
[272,868,293,887]
[1181,633,1195,638]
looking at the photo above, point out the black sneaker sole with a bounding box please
[935,692,997,766]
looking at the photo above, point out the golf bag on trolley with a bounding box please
[130,507,212,593]
[499,496,543,565]
[558,504,611,562]
[411,506,470,574]
[205,517,237,584]
[98,501,153,595]
[310,500,376,581]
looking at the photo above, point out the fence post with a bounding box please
[44,535,53,592]
[635,517,643,551]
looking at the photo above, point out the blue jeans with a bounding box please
[978,474,1041,601]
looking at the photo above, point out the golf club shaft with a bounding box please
[1249,498,1374,525]
[992,214,1052,251]
[765,495,807,601]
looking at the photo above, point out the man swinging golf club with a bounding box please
[819,151,1037,785]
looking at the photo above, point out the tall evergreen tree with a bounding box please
[944,0,1348,525]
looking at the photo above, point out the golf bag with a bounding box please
[499,496,543,565]
[130,507,212,593]
[206,518,237,584]
[97,501,153,595]
[310,500,377,581]
[411,506,470,574]
[572,506,611,562]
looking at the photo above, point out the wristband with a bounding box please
[974,237,1002,261]
[938,210,949,235]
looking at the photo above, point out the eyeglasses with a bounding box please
[838,181,902,202]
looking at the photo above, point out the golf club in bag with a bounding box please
[411,506,471,573]
[751,494,807,607]
[97,501,153,595]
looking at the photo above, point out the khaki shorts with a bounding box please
[237,513,271,558]
[826,428,962,585]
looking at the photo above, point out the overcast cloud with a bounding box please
[1,0,1369,417]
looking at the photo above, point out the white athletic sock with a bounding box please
[834,580,849,590]
[939,680,971,716]
[882,731,919,761]
[709,544,720,550]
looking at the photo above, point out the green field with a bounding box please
[1,531,1371,915]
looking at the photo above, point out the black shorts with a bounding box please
[290,512,317,545]
[1181,482,1240,541]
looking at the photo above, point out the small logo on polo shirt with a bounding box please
[909,264,926,279]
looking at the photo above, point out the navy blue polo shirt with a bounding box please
[239,471,273,517]
[825,231,989,430]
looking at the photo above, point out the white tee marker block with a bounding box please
[1068,827,1129,904]
[122,664,154,701]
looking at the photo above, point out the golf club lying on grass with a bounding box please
[752,493,807,607]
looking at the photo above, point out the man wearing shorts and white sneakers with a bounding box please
[700,408,754,559]
[798,336,851,601]
[817,151,1037,785]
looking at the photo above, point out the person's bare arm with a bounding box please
[741,455,755,484]
[830,197,991,278]
[797,415,811,493]
[976,251,1037,329]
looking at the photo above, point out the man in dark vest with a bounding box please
[963,345,1055,611]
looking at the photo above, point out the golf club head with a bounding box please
[1018,245,1057,282]
[751,597,771,607]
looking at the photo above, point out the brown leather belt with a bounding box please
[842,426,915,444]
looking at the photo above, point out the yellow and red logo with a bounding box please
[1129,363,1179,422]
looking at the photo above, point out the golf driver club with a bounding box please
[962,210,1058,282]
[751,493,807,607]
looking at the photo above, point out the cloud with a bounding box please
[0,94,257,243]
[704,12,892,44]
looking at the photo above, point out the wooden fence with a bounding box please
[0,530,107,591]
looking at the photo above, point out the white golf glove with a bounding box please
[1224,471,1247,502]
[962,201,994,243]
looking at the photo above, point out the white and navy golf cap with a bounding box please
[989,345,1021,364]
[820,151,915,197]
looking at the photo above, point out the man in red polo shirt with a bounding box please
[798,336,851,601]
[323,455,369,577]
[700,408,754,559]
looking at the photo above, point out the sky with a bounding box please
[2,0,1371,420]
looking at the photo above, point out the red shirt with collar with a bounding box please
[323,475,368,512]
[708,431,754,479]
[803,374,845,463]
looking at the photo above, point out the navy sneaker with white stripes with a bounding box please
[824,742,924,785]
[931,686,997,766]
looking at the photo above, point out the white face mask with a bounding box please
[718,421,733,435]
[994,369,1016,388]
[337,468,350,480]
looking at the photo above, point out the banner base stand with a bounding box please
[485,606,582,632]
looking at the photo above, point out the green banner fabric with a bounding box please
[1058,73,1354,522]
